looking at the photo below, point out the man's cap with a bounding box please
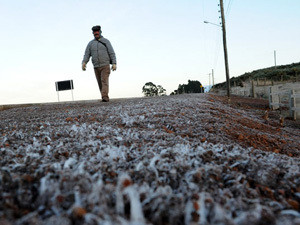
[92,25,101,32]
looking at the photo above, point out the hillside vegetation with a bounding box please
[214,62,300,88]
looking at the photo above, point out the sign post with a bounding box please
[55,80,74,102]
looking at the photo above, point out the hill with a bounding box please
[214,62,300,88]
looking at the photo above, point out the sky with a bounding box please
[0,0,300,104]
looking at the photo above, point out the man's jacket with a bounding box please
[82,37,116,68]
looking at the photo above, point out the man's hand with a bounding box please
[82,63,86,71]
[111,64,117,71]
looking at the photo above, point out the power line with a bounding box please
[202,0,233,86]
[226,0,233,16]
[213,31,222,70]
[211,0,234,83]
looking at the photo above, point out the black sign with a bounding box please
[55,80,74,91]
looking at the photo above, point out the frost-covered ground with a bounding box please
[0,94,299,225]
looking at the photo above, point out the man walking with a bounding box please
[82,25,117,102]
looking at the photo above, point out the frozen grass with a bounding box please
[0,94,299,225]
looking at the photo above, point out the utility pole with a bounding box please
[212,69,214,87]
[219,0,230,98]
[274,50,277,68]
[208,73,211,91]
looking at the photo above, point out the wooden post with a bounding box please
[220,0,230,99]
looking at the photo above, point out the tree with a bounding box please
[142,82,158,97]
[186,80,202,93]
[177,84,187,94]
[170,90,178,95]
[171,80,204,95]
[157,85,166,96]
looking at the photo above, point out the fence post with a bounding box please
[269,86,279,110]
[290,90,296,120]
[252,81,256,98]
[269,87,272,109]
